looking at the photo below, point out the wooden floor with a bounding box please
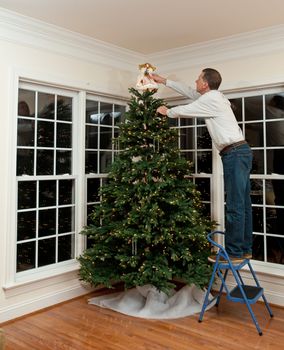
[1,284,283,350]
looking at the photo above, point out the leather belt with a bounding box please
[220,140,247,156]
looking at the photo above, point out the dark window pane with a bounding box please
[38,209,56,237]
[100,127,112,149]
[195,178,210,201]
[56,150,71,175]
[271,179,284,206]
[229,98,242,122]
[17,211,36,241]
[180,128,194,150]
[267,150,274,174]
[245,122,263,147]
[265,93,284,119]
[266,121,284,146]
[250,179,263,205]
[196,118,206,126]
[85,151,98,174]
[168,118,178,127]
[86,126,98,149]
[265,179,274,205]
[17,119,35,146]
[38,93,55,120]
[59,180,74,205]
[200,203,211,218]
[87,178,100,203]
[180,151,194,163]
[58,207,74,234]
[38,238,56,267]
[37,121,54,147]
[266,207,277,234]
[87,204,96,226]
[267,149,284,175]
[244,96,263,121]
[251,150,264,174]
[197,151,212,173]
[57,123,72,148]
[18,89,35,117]
[197,127,211,149]
[58,234,74,262]
[252,234,264,261]
[100,102,113,126]
[86,100,99,124]
[18,181,37,209]
[17,149,34,176]
[267,237,284,264]
[100,151,112,173]
[57,96,72,122]
[114,105,126,125]
[37,150,54,175]
[180,118,194,126]
[39,180,56,207]
[252,207,263,233]
[17,241,35,272]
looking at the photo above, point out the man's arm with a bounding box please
[151,74,200,101]
[166,80,201,101]
[157,94,216,119]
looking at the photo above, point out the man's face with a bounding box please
[195,72,209,94]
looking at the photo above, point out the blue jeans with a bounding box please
[221,144,253,257]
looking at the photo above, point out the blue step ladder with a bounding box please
[198,231,273,335]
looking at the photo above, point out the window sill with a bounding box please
[3,260,80,292]
[243,259,284,280]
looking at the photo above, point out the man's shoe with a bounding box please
[208,254,244,264]
[242,253,252,259]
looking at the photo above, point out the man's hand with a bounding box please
[157,106,168,116]
[151,73,167,85]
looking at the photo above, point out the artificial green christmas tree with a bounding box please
[78,88,213,294]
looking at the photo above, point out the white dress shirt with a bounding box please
[166,80,244,151]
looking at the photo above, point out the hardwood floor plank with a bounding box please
[1,287,282,350]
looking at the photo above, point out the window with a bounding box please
[85,95,126,245]
[170,112,213,220]
[229,90,284,264]
[16,84,76,274]
[14,85,127,281]
[170,88,284,267]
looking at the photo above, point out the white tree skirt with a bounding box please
[89,284,215,319]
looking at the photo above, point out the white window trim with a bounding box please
[168,84,284,278]
[4,68,129,290]
[5,71,86,289]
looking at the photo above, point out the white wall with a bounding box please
[0,14,139,322]
[0,9,284,322]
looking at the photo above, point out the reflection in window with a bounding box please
[85,98,126,175]
[180,128,194,149]
[16,86,75,273]
[17,211,36,241]
[197,126,212,149]
[244,96,263,121]
[245,122,263,147]
[17,241,35,272]
[230,91,284,264]
[229,98,242,122]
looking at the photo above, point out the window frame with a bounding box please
[169,86,284,276]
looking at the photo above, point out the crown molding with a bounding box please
[0,8,145,72]
[0,8,284,74]
[149,25,284,73]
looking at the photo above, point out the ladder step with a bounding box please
[228,285,263,303]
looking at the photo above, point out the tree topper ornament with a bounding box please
[136,63,158,91]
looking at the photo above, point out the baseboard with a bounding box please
[0,282,92,323]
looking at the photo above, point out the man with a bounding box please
[152,68,253,262]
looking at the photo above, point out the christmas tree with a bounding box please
[78,88,213,293]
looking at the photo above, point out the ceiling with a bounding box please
[0,0,283,54]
